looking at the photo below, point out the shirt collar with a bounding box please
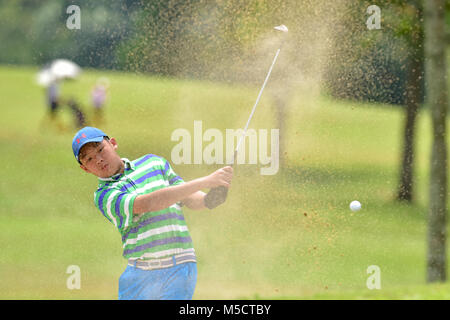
[98,158,135,182]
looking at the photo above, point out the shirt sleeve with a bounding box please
[161,157,184,186]
[94,187,138,232]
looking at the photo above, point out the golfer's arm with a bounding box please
[133,178,206,214]
[181,191,207,210]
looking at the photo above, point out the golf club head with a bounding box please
[204,186,228,209]
[274,25,288,33]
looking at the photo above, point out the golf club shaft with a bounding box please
[234,48,281,160]
[205,47,282,209]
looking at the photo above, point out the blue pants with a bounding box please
[118,262,197,300]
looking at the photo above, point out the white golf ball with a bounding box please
[350,200,361,212]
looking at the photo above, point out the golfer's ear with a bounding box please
[80,164,90,173]
[109,137,118,150]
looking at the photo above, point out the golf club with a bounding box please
[204,25,288,209]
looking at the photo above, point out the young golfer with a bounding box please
[72,127,233,300]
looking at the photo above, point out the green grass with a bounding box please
[0,64,449,299]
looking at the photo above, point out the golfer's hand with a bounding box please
[203,166,233,188]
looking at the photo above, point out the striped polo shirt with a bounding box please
[93,154,195,261]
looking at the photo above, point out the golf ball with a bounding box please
[350,200,361,212]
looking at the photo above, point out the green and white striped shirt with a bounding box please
[93,154,194,261]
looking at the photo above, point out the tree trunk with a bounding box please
[425,0,448,283]
[397,3,424,203]
[397,55,423,202]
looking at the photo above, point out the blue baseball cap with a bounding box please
[72,127,108,162]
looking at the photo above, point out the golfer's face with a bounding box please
[80,139,123,178]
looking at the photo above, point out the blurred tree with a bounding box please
[324,2,413,105]
[0,0,141,69]
[0,0,39,64]
[393,0,424,203]
[116,0,204,76]
[33,0,141,69]
[324,1,426,203]
[384,0,450,204]
[425,0,448,283]
[116,0,279,79]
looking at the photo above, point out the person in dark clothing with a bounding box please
[67,98,87,129]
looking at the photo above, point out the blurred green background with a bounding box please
[1,0,450,299]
